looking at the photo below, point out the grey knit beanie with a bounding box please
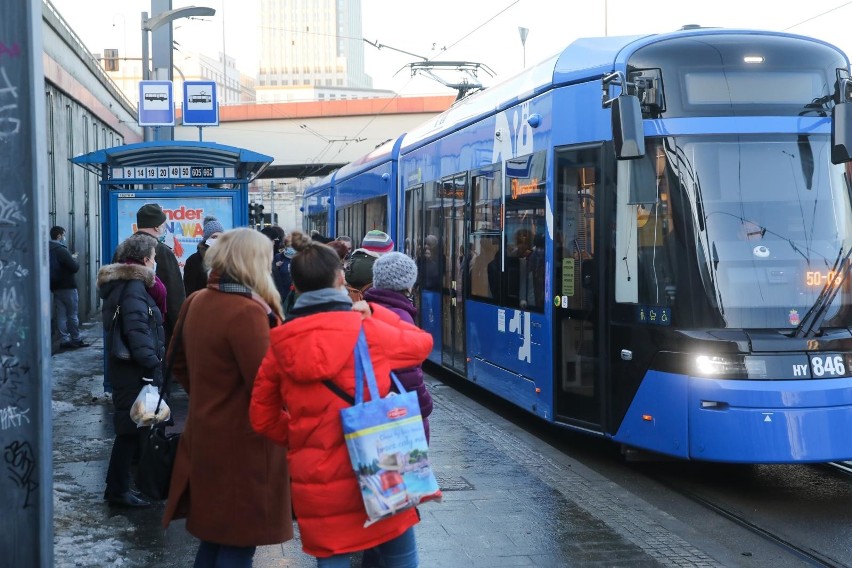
[202,216,224,240]
[372,252,418,291]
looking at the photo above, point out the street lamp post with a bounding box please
[141,6,215,80]
[518,27,529,68]
[140,5,215,140]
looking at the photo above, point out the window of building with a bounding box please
[103,48,119,72]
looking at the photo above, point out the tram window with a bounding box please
[469,233,501,301]
[472,170,501,232]
[555,149,599,312]
[419,182,442,291]
[337,195,388,243]
[364,197,387,233]
[404,185,423,259]
[503,152,547,311]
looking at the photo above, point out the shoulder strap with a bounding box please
[155,293,197,411]
[108,281,130,334]
[323,380,355,405]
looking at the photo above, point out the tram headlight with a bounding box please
[694,355,748,377]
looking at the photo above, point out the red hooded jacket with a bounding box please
[250,303,433,558]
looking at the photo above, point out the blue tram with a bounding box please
[302,27,852,462]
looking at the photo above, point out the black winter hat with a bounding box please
[136,203,167,229]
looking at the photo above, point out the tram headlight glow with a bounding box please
[695,355,748,376]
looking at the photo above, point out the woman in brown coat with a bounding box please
[162,228,292,567]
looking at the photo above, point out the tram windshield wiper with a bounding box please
[793,246,852,337]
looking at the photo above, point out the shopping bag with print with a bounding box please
[339,328,442,526]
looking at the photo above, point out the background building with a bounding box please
[257,0,374,102]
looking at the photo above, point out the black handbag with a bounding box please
[135,425,180,500]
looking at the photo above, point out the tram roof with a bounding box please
[398,33,648,151]
[398,28,844,152]
[331,136,404,183]
[303,171,335,197]
[71,140,274,181]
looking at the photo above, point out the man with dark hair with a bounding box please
[49,226,88,349]
[126,203,185,344]
[261,226,293,302]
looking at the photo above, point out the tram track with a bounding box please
[429,367,852,566]
[826,461,852,476]
[643,469,849,568]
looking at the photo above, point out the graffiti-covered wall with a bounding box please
[0,3,53,566]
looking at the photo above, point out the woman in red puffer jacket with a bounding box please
[250,231,432,568]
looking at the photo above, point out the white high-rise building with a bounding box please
[258,0,378,101]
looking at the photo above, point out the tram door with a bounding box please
[553,147,604,428]
[440,174,468,374]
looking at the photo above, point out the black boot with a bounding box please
[106,491,151,508]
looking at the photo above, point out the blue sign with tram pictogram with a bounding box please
[182,81,219,126]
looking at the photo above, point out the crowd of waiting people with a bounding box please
[51,202,433,567]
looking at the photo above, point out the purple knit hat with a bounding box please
[361,230,394,254]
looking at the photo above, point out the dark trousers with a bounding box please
[194,541,256,568]
[105,430,143,495]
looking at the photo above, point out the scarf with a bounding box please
[285,287,352,323]
[206,271,279,328]
[123,259,167,316]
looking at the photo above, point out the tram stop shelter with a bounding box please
[71,140,272,269]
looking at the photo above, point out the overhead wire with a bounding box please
[259,1,520,178]
[781,1,852,30]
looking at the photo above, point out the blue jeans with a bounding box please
[316,528,418,568]
[194,541,256,568]
[54,288,81,343]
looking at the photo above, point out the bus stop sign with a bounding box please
[138,80,175,126]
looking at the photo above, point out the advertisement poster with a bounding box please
[116,196,234,273]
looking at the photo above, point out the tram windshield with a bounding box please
[624,134,852,329]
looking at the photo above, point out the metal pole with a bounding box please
[141,11,150,141]
[270,181,276,226]
[259,184,265,227]
[518,27,529,69]
[141,12,150,80]
[221,0,227,103]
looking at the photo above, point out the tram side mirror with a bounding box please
[831,92,852,164]
[612,95,645,160]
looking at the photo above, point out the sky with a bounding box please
[48,0,852,98]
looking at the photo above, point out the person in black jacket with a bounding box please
[261,226,292,302]
[49,226,88,349]
[98,233,166,508]
[183,216,224,296]
[130,203,186,345]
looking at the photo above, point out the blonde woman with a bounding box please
[162,228,292,567]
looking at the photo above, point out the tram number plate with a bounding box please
[809,353,850,378]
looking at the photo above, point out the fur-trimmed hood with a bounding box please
[97,263,154,295]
